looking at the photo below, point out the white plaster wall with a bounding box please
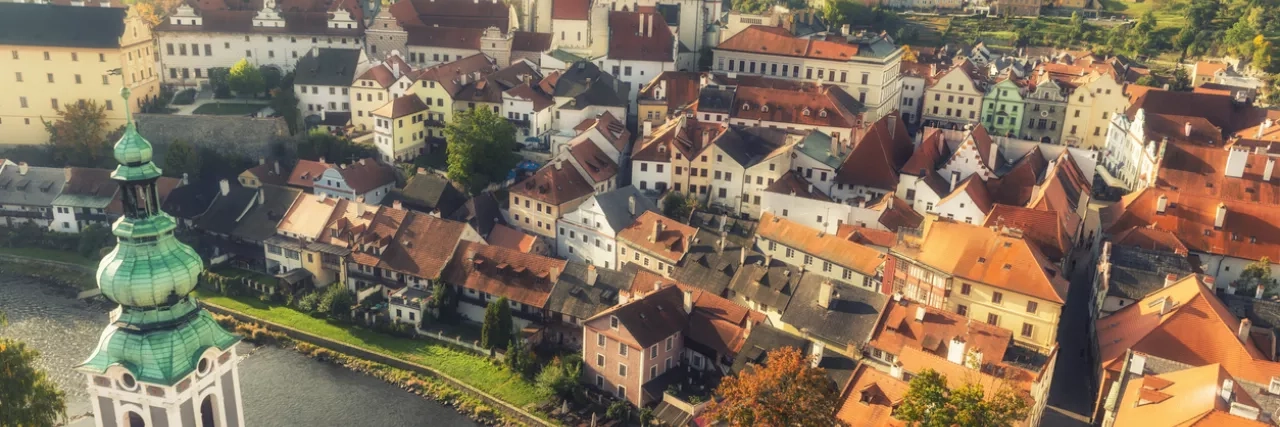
[631,160,670,193]
[157,32,361,86]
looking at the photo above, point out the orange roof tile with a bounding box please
[895,221,1068,304]
[1112,364,1269,427]
[982,204,1071,261]
[486,223,538,253]
[757,213,886,276]
[870,299,1013,363]
[897,345,1039,398]
[1096,276,1280,386]
[616,211,696,264]
[835,364,908,427]
[509,160,594,205]
[442,241,566,307]
[835,113,912,191]
[717,25,859,62]
[838,224,896,248]
[287,159,331,189]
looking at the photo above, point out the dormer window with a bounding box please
[742,103,750,111]
[818,109,828,118]
[761,105,769,112]
[802,107,811,116]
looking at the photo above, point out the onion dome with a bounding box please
[78,310,239,385]
[111,87,162,182]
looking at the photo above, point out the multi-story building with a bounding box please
[350,54,414,132]
[157,0,363,87]
[0,163,64,228]
[295,48,366,117]
[755,213,886,292]
[556,186,655,269]
[0,3,159,146]
[544,61,631,144]
[371,95,430,163]
[51,167,180,234]
[982,77,1026,137]
[441,241,566,329]
[636,71,702,128]
[615,211,697,277]
[1020,68,1070,144]
[582,284,759,406]
[712,25,904,123]
[310,158,397,204]
[1061,71,1125,148]
[509,160,596,239]
[899,61,930,126]
[265,193,370,287]
[598,11,683,110]
[921,58,987,129]
[691,126,799,216]
[410,54,500,138]
[887,220,1069,352]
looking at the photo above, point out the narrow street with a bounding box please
[1043,201,1110,426]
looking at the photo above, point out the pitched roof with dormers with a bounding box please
[389,0,509,31]
[869,298,1014,366]
[835,364,908,427]
[442,240,566,308]
[509,160,594,206]
[717,25,860,62]
[895,220,1069,304]
[757,213,886,276]
[415,54,500,97]
[606,11,675,63]
[617,211,696,264]
[1112,364,1269,427]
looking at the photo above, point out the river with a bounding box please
[0,277,480,427]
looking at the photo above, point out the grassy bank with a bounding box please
[0,246,99,267]
[195,289,547,409]
[0,250,97,290]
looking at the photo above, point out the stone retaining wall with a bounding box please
[200,302,551,427]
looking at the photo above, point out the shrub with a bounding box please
[606,400,631,421]
[536,356,583,400]
[316,283,355,321]
[171,89,197,105]
[296,292,321,313]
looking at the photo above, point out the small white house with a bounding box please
[556,186,655,268]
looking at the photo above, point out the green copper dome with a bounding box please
[111,87,155,166]
[96,227,203,308]
[78,310,240,385]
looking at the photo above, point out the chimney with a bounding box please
[320,156,327,164]
[717,237,725,253]
[683,288,693,314]
[359,158,366,166]
[1221,378,1235,403]
[219,179,230,196]
[1257,284,1266,299]
[257,187,265,204]
[628,195,636,216]
[554,161,563,171]
[1240,318,1253,343]
[889,362,903,379]
[258,157,266,165]
[1205,276,1217,289]
[831,134,840,157]
[587,264,598,286]
[274,160,281,176]
[810,341,825,368]
[1164,273,1177,288]
[1156,194,1168,214]
[392,62,401,79]
[1184,122,1193,138]
[1226,147,1249,178]
[740,247,746,265]
[817,280,833,309]
[651,220,663,243]
[1161,296,1173,315]
[915,306,927,322]
[765,253,773,266]
[1215,203,1227,229]
[181,172,189,186]
[702,130,710,145]
[950,171,960,193]
[947,337,967,365]
[744,319,754,340]
[17,162,28,175]
[550,266,560,281]
[392,199,403,210]
[643,121,652,136]
[1266,159,1275,182]
[356,196,366,216]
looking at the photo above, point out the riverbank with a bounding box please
[0,254,97,291]
[211,314,527,426]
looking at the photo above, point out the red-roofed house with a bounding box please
[509,159,596,239]
[600,11,684,109]
[351,53,415,132]
[442,240,567,329]
[313,158,397,204]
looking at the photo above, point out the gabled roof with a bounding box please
[1113,364,1269,427]
[551,0,590,20]
[1096,275,1280,386]
[443,240,566,308]
[729,83,864,129]
[901,129,950,177]
[870,298,1013,363]
[0,164,66,207]
[509,160,594,205]
[765,170,832,202]
[294,48,362,87]
[448,193,503,237]
[54,168,117,208]
[671,229,743,296]
[372,95,429,119]
[1103,244,1196,301]
[546,262,633,319]
[0,3,126,48]
[486,223,539,253]
[1111,226,1189,255]
[616,211,696,264]
[708,126,796,169]
[607,11,676,63]
[355,55,412,88]
[242,160,290,187]
[717,25,860,62]
[336,158,396,194]
[638,71,702,113]
[552,61,630,109]
[511,31,552,52]
[871,194,924,232]
[780,273,888,348]
[160,180,218,220]
[389,0,509,30]
[729,252,802,311]
[937,175,993,215]
[757,213,886,276]
[591,284,689,348]
[567,136,619,183]
[1102,187,1280,263]
[982,204,1070,261]
[591,186,657,233]
[391,173,466,216]
[835,364,908,427]
[287,159,331,189]
[416,54,500,97]
[835,114,912,191]
[895,220,1068,304]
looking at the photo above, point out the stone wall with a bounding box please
[135,114,291,165]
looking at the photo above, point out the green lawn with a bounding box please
[0,247,98,267]
[195,289,547,408]
[1099,0,1189,28]
[191,102,266,116]
[208,265,277,284]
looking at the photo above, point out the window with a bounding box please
[1021,323,1034,337]
[618,364,627,377]
[665,336,673,351]
[987,313,999,325]
[803,254,813,265]
[960,283,971,295]
[957,304,968,316]
[1026,301,1038,314]
[619,344,628,356]
[649,345,657,359]
[610,315,618,329]
[617,385,626,398]
[596,354,604,367]
[597,333,605,346]
[50,98,58,109]
[650,366,657,379]
[992,292,1003,304]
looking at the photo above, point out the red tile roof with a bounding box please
[938,174,994,214]
[337,158,396,194]
[982,204,1071,262]
[372,95,429,118]
[870,298,1014,364]
[834,113,912,190]
[717,25,859,62]
[1102,187,1280,263]
[551,0,590,20]
[607,11,675,62]
[835,364,908,427]
[617,211,695,264]
[895,220,1069,304]
[901,128,949,177]
[567,138,619,183]
[379,210,467,280]
[1112,364,1269,427]
[443,240,566,308]
[757,213,886,276]
[287,159,332,189]
[838,224,896,248]
[1110,226,1189,255]
[764,170,832,201]
[243,161,290,187]
[511,31,552,52]
[870,194,924,232]
[730,83,863,130]
[486,223,539,253]
[509,160,595,205]
[638,71,702,113]
[390,0,510,31]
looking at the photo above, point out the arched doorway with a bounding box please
[200,394,222,427]
[126,412,146,427]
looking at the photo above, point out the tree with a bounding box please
[896,368,1030,427]
[45,100,110,167]
[480,297,513,349]
[1134,75,1160,87]
[260,66,283,95]
[901,45,920,62]
[606,401,632,421]
[208,67,232,99]
[317,284,355,320]
[162,139,202,179]
[0,337,67,427]
[1171,67,1192,91]
[662,191,697,221]
[270,72,301,135]
[704,346,840,426]
[77,223,114,259]
[128,0,185,27]
[1253,36,1276,73]
[444,108,518,193]
[427,281,457,322]
[297,129,376,163]
[228,59,265,99]
[1235,257,1277,297]
[536,356,583,400]
[505,338,523,372]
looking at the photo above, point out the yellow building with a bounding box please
[351,54,414,133]
[889,220,1069,352]
[922,58,987,129]
[1062,72,1126,149]
[371,96,430,163]
[410,54,498,137]
[0,4,159,146]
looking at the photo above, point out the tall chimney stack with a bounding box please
[1215,203,1227,229]
[587,264,598,286]
[817,280,833,309]
[651,220,663,242]
[1156,194,1168,214]
[1239,318,1254,344]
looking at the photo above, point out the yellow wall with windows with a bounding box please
[409,79,453,136]
[351,79,390,132]
[638,102,668,127]
[0,13,158,146]
[946,279,1062,352]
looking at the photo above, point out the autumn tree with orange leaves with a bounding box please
[704,346,840,426]
[129,0,185,27]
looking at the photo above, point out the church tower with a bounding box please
[76,88,244,427]
[366,0,408,61]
